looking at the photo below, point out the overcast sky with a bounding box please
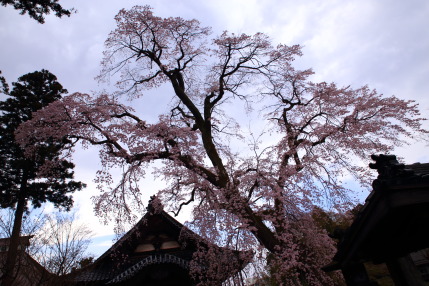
[1,0,428,255]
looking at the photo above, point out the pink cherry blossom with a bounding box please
[16,5,428,285]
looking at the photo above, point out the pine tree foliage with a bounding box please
[0,69,84,210]
[0,0,73,23]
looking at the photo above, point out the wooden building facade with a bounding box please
[71,198,250,285]
[324,154,429,286]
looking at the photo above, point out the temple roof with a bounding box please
[0,235,33,249]
[0,236,54,285]
[72,197,250,285]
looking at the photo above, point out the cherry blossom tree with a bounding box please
[16,6,427,284]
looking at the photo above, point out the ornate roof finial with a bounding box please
[147,195,164,213]
[369,154,414,189]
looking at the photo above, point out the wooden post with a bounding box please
[342,263,373,286]
[386,254,426,286]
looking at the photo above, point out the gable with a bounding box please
[71,198,251,285]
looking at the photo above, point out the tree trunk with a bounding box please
[1,194,26,286]
[241,204,279,253]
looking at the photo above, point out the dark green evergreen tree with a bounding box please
[0,70,85,286]
[0,0,73,23]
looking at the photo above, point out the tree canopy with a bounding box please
[0,69,84,210]
[17,6,428,285]
[0,69,84,286]
[0,0,73,23]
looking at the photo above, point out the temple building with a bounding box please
[70,198,251,285]
[0,236,53,285]
[324,154,429,286]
